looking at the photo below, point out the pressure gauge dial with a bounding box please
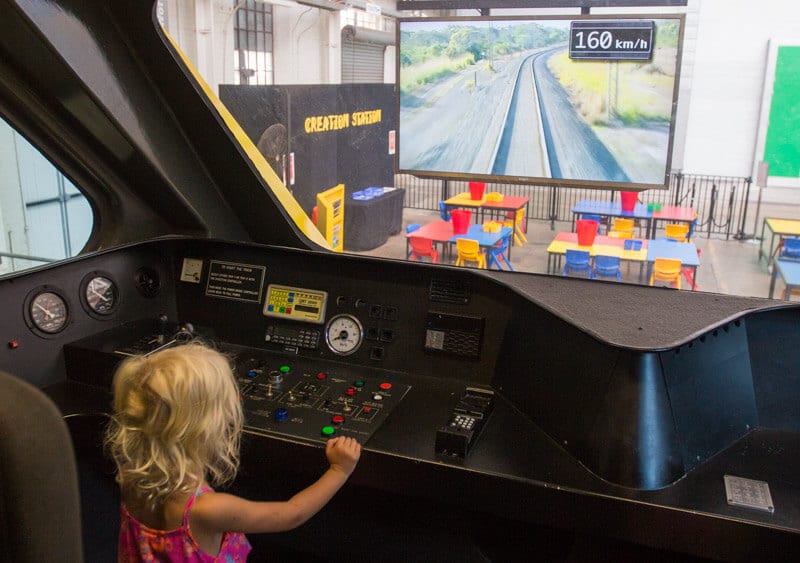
[28,290,69,334]
[82,274,118,316]
[325,314,363,356]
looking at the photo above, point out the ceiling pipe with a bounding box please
[289,0,405,19]
[341,24,394,44]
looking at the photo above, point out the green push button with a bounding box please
[354,380,365,388]
[321,425,335,437]
[280,365,290,374]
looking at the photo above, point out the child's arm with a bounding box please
[190,436,361,534]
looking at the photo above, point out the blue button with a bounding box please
[274,408,288,422]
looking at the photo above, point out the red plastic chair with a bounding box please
[409,237,439,263]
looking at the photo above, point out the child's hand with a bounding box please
[325,436,361,477]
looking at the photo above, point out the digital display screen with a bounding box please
[397,15,684,189]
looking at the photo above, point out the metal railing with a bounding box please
[398,171,754,239]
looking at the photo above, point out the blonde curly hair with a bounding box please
[104,342,243,509]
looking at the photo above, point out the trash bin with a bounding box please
[451,209,471,234]
[620,191,638,211]
[576,219,599,246]
[468,181,486,201]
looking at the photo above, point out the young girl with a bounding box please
[105,342,361,561]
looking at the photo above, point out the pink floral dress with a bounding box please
[118,487,252,562]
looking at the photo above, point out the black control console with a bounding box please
[63,320,411,446]
[230,345,410,444]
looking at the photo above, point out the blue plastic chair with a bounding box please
[687,214,698,242]
[487,232,514,271]
[562,249,593,278]
[593,255,622,282]
[439,201,450,221]
[780,237,800,259]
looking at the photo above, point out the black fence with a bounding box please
[397,171,755,239]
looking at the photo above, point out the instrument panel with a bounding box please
[3,237,799,563]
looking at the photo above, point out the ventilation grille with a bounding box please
[425,312,484,360]
[429,277,471,304]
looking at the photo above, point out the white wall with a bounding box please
[273,6,338,84]
[681,0,800,181]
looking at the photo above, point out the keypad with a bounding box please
[450,414,476,430]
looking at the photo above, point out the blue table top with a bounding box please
[573,200,651,219]
[646,239,700,266]
[450,225,512,247]
[774,258,800,284]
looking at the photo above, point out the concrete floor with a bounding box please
[352,203,800,302]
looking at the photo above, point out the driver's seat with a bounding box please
[0,371,84,562]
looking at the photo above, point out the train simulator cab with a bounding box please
[0,1,799,561]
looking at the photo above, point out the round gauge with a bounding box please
[135,267,161,298]
[29,291,69,334]
[325,314,364,356]
[82,274,118,316]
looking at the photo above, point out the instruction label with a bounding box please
[205,261,265,303]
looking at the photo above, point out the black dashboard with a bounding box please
[1,236,799,561]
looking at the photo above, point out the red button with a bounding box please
[379,382,392,390]
[316,372,327,380]
[346,387,356,396]
[332,415,345,425]
[363,406,372,413]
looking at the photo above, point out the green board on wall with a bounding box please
[763,46,800,177]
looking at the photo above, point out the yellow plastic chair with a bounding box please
[503,208,528,245]
[455,238,486,269]
[649,258,682,289]
[610,217,635,237]
[665,223,690,242]
[607,230,634,239]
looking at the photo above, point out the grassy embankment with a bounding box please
[547,48,676,127]
[399,54,475,97]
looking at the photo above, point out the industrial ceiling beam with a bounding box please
[397,0,688,11]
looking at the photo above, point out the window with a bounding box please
[0,116,92,275]
[161,0,800,301]
[233,0,274,85]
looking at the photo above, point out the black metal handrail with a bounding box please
[398,171,754,239]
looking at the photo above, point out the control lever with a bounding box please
[435,387,494,458]
[176,322,194,341]
[157,313,169,344]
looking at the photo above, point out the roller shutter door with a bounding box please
[341,39,384,83]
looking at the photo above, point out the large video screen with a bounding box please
[397,15,684,189]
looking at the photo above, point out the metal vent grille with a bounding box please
[424,312,484,360]
[429,278,470,304]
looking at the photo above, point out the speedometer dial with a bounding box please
[83,275,118,316]
[29,291,69,334]
[325,314,363,355]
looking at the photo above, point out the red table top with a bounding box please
[651,206,696,222]
[406,220,456,243]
